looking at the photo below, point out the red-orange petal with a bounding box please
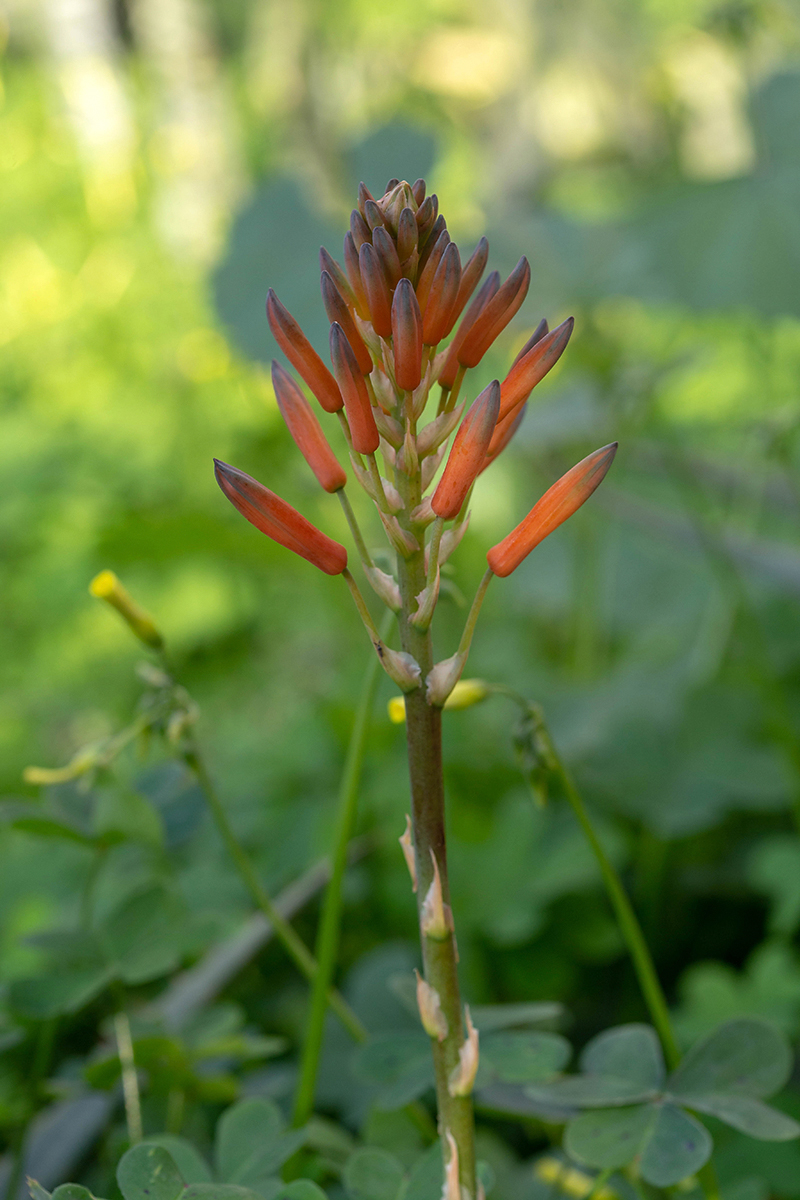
[321,270,373,374]
[214,459,348,575]
[498,316,574,421]
[391,278,423,392]
[359,242,393,339]
[487,443,618,577]
[422,242,462,346]
[457,257,531,369]
[432,381,501,520]
[448,236,488,328]
[266,289,343,414]
[438,271,500,390]
[482,402,527,470]
[271,361,346,493]
[329,322,380,454]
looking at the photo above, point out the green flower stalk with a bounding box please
[215,177,617,1198]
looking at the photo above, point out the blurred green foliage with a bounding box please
[5,0,800,1194]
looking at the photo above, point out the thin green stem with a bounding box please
[425,517,444,594]
[543,728,680,1070]
[367,453,391,512]
[457,568,494,658]
[185,746,365,1043]
[337,489,374,569]
[115,1010,142,1144]
[342,567,382,643]
[585,1169,612,1199]
[292,611,393,1126]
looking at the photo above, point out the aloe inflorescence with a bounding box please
[214,177,617,1199]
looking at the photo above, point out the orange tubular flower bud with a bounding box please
[415,229,450,314]
[214,459,348,575]
[415,193,437,238]
[482,401,527,470]
[343,232,369,319]
[487,442,618,577]
[357,181,374,216]
[271,361,346,493]
[320,271,373,375]
[363,198,385,232]
[329,322,380,454]
[396,207,418,263]
[432,381,501,520]
[511,317,548,368]
[266,289,343,414]
[449,236,489,327]
[411,177,426,205]
[392,278,423,392]
[350,208,371,250]
[422,242,462,345]
[497,316,574,422]
[372,225,402,288]
[319,247,356,310]
[358,242,393,339]
[438,271,500,390]
[457,257,531,369]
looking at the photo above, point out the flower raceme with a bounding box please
[216,177,617,698]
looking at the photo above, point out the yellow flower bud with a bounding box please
[89,571,164,650]
[388,679,489,724]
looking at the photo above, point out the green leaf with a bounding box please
[683,1093,800,1140]
[215,1098,305,1187]
[527,1075,658,1107]
[117,1144,185,1200]
[0,801,95,845]
[638,1103,712,1187]
[52,1188,105,1200]
[100,884,188,985]
[669,1018,792,1099]
[564,1104,655,1169]
[94,788,164,849]
[468,1002,563,1032]
[28,1182,51,1200]
[352,1034,435,1109]
[144,1137,213,1184]
[376,1058,436,1111]
[183,1188,269,1200]
[9,965,112,1018]
[580,1024,664,1091]
[272,1186,326,1200]
[344,1148,405,1200]
[400,1144,442,1200]
[352,1034,430,1083]
[480,1031,571,1084]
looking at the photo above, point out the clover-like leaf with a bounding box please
[117,1143,185,1200]
[580,1024,664,1091]
[682,1093,800,1140]
[144,1137,213,1184]
[352,1032,435,1109]
[564,1103,654,1168]
[565,1101,712,1186]
[215,1099,304,1187]
[343,1148,405,1200]
[480,1030,571,1085]
[669,1018,792,1099]
[527,1074,658,1108]
[638,1104,712,1187]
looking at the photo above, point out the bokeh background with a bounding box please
[5,0,800,1193]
